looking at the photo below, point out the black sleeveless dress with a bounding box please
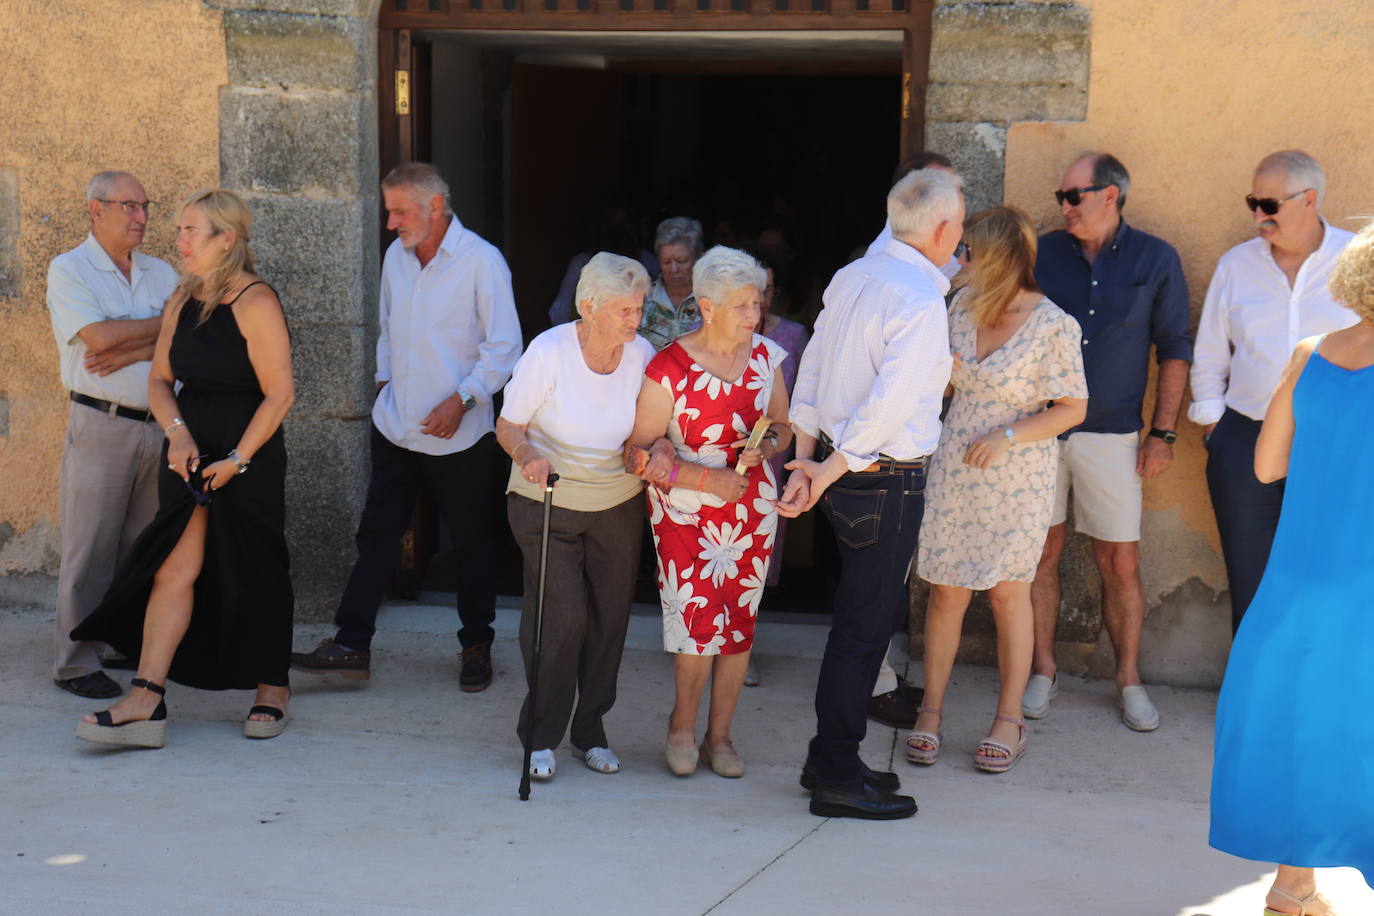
[73,283,293,690]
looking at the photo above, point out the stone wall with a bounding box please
[0,0,224,589]
[209,0,382,615]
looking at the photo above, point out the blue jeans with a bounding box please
[808,464,927,786]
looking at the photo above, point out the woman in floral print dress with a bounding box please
[909,207,1088,774]
[627,246,791,780]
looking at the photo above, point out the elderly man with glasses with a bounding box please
[1189,150,1355,634]
[1026,153,1192,733]
[45,170,178,699]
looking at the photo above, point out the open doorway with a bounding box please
[397,28,907,611]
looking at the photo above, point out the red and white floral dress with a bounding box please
[646,335,784,656]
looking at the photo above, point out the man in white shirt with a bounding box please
[779,168,963,820]
[864,151,963,284]
[292,163,522,688]
[1190,150,1355,632]
[46,171,178,699]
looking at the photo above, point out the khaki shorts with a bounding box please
[1050,431,1141,543]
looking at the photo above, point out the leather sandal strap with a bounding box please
[247,705,284,721]
[916,706,942,718]
[95,710,114,727]
[993,713,1024,726]
[129,677,166,696]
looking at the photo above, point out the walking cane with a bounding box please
[519,472,559,801]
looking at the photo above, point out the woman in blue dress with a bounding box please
[1210,222,1374,916]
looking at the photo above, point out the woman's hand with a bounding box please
[200,459,239,492]
[165,430,202,482]
[729,436,771,471]
[645,437,676,481]
[774,469,812,518]
[704,467,749,503]
[963,429,1013,469]
[519,452,556,489]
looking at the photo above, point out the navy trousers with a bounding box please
[1205,409,1286,633]
[807,464,926,787]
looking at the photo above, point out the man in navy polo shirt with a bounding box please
[1026,153,1192,732]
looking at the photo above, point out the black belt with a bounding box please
[70,392,155,423]
[817,432,927,473]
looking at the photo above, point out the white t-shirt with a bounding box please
[501,321,655,512]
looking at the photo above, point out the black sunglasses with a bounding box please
[1054,185,1105,207]
[1245,189,1309,216]
[183,456,213,505]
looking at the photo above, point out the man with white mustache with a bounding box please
[1190,150,1356,633]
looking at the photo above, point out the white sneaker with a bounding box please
[575,746,621,774]
[1022,674,1059,719]
[1117,685,1160,732]
[528,748,556,780]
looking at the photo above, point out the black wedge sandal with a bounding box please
[75,677,168,749]
[243,704,288,740]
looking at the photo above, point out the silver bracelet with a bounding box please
[227,448,250,475]
[165,417,186,437]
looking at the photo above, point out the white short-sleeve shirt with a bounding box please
[46,234,178,409]
[501,322,655,512]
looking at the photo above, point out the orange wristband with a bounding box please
[698,468,709,492]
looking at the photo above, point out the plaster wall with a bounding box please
[0,0,225,581]
[951,0,1374,687]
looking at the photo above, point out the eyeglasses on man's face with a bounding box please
[1054,185,1104,207]
[97,199,155,217]
[1244,189,1309,216]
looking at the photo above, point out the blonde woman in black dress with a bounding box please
[73,189,295,747]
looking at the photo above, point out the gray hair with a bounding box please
[654,216,704,257]
[1257,149,1326,206]
[887,168,964,242]
[86,170,138,201]
[692,245,766,307]
[1090,153,1130,211]
[381,162,453,215]
[575,252,650,315]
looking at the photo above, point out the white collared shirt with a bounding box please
[866,221,961,280]
[1189,220,1356,425]
[791,238,954,470]
[372,216,523,455]
[46,234,178,409]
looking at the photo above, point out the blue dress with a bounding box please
[1210,344,1374,887]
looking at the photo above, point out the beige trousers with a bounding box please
[54,403,162,680]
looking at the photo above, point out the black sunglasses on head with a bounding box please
[1245,189,1310,216]
[1054,185,1105,207]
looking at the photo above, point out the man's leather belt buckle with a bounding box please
[70,391,155,423]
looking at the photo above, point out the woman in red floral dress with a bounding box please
[627,246,791,779]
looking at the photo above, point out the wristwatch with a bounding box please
[458,389,477,411]
[1003,427,1017,445]
[227,448,251,475]
[1148,427,1177,444]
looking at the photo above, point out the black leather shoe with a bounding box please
[867,687,921,730]
[800,759,900,794]
[459,642,493,692]
[895,675,924,707]
[809,781,917,820]
[55,671,123,699]
[290,638,371,680]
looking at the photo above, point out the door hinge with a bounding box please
[396,70,411,116]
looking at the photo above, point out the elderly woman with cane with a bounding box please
[626,245,792,778]
[497,252,657,782]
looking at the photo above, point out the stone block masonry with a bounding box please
[0,168,18,300]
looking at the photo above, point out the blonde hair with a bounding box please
[961,206,1040,329]
[172,189,256,325]
[1328,219,1374,323]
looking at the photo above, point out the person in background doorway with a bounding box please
[1189,150,1355,633]
[1027,153,1192,733]
[639,217,704,350]
[291,162,521,690]
[47,170,178,700]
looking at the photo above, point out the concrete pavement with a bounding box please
[2,598,1369,915]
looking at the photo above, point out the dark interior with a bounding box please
[402,37,902,612]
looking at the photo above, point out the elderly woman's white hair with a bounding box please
[654,216,705,257]
[888,168,963,242]
[575,251,651,315]
[691,245,767,307]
